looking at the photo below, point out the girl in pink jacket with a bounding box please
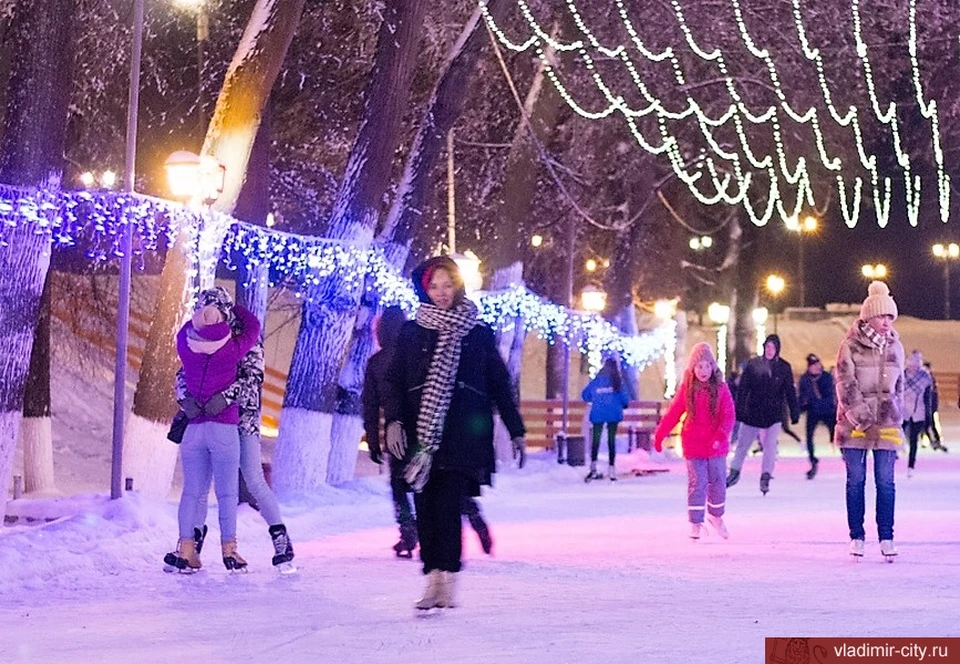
[653,342,736,539]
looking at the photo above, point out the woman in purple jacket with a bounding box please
[169,287,260,572]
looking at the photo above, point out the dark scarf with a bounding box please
[405,299,479,492]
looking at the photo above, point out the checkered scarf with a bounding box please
[857,320,889,350]
[404,299,479,492]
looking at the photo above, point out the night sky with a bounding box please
[754,212,958,320]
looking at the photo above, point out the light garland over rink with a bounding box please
[0,185,674,370]
[481,0,953,227]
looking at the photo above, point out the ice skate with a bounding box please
[164,537,202,573]
[879,539,898,561]
[584,462,603,483]
[907,468,915,479]
[269,524,297,574]
[221,540,248,573]
[163,526,207,572]
[415,570,443,611]
[393,522,417,559]
[689,522,703,539]
[706,514,729,539]
[437,571,458,609]
[849,539,865,559]
[806,460,818,480]
[466,511,493,555]
[608,463,617,481]
[725,468,740,488]
[759,472,772,495]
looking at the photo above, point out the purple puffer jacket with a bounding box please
[176,304,260,425]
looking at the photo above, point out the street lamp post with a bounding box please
[786,214,817,308]
[110,0,145,500]
[932,243,959,319]
[764,273,786,334]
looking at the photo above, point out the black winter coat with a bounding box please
[735,355,800,429]
[361,349,391,462]
[383,321,525,487]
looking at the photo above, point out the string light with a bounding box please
[483,0,953,227]
[1,185,674,369]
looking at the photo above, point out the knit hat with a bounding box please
[192,305,223,330]
[806,353,821,366]
[410,255,466,306]
[685,342,718,373]
[763,334,781,356]
[859,281,898,322]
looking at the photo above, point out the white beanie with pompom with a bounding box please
[860,281,898,322]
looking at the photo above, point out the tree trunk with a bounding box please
[275,0,429,491]
[126,0,304,498]
[20,275,56,494]
[325,0,511,486]
[0,0,73,516]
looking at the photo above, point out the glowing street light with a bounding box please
[765,274,786,333]
[585,258,598,272]
[531,234,543,248]
[580,284,607,314]
[452,250,483,294]
[932,243,960,319]
[164,150,225,204]
[861,264,888,280]
[689,235,713,251]
[79,170,118,189]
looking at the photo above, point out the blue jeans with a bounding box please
[179,422,240,542]
[842,448,896,541]
[194,432,285,529]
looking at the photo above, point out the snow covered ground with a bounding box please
[3,431,959,663]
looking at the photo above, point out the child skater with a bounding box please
[653,342,736,539]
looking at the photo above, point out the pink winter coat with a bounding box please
[653,381,736,459]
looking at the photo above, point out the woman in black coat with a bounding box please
[383,256,526,611]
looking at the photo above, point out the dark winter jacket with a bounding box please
[735,355,799,429]
[176,305,260,426]
[382,321,525,487]
[581,372,630,424]
[798,370,837,419]
[362,307,407,463]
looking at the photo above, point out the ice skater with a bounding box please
[923,362,947,452]
[835,281,904,561]
[383,256,525,610]
[581,356,631,482]
[169,287,260,572]
[168,288,295,573]
[726,334,799,495]
[798,353,837,479]
[653,342,735,540]
[901,350,933,478]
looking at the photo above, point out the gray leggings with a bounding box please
[193,432,284,530]
[178,422,240,542]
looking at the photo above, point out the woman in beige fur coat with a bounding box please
[834,281,904,561]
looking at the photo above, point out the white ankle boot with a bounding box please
[415,570,443,610]
[707,514,729,539]
[879,540,898,559]
[437,571,458,608]
[849,539,865,557]
[689,522,702,539]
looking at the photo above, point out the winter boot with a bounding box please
[707,514,729,539]
[879,539,898,561]
[437,571,458,609]
[394,522,418,559]
[165,537,202,573]
[725,468,741,488]
[221,540,248,572]
[849,539,865,558]
[806,460,819,480]
[759,472,772,495]
[689,522,702,539]
[466,510,493,555]
[269,524,296,572]
[415,570,443,611]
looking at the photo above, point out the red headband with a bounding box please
[421,265,436,292]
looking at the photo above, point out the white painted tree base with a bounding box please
[327,413,363,485]
[121,414,179,499]
[20,416,56,493]
[272,408,332,493]
[0,410,24,516]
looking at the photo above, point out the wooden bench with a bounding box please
[519,399,664,452]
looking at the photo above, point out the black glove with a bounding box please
[203,392,229,416]
[512,437,527,469]
[179,396,202,420]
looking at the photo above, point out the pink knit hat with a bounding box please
[685,342,718,373]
